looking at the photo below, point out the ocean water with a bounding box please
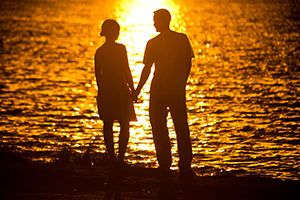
[0,0,299,180]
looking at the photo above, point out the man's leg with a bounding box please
[150,94,172,170]
[169,95,192,172]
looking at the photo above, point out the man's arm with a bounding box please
[185,34,194,83]
[133,63,152,101]
[185,58,192,83]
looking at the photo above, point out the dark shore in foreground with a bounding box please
[0,150,299,200]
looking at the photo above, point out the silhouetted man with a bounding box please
[134,9,194,178]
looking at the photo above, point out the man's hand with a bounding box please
[132,64,152,103]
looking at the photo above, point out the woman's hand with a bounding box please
[132,89,140,103]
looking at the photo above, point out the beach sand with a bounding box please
[0,151,299,200]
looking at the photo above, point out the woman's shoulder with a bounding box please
[95,45,104,55]
[95,44,109,58]
[115,42,127,50]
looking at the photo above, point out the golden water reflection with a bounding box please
[0,0,299,181]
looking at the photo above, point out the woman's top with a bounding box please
[95,42,137,122]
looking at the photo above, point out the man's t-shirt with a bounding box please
[143,30,194,95]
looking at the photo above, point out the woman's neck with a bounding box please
[105,38,116,44]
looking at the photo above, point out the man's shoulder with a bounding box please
[147,35,160,44]
[151,31,187,39]
[145,36,160,50]
[146,31,189,47]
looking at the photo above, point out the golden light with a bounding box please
[112,0,185,133]
[114,0,182,75]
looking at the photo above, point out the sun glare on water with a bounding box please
[108,0,184,154]
[115,0,181,70]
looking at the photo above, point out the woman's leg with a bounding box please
[103,120,115,160]
[118,120,130,161]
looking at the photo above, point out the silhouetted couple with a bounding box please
[94,9,195,180]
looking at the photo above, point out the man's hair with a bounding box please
[100,19,120,36]
[154,9,171,24]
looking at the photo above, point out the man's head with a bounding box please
[153,9,171,32]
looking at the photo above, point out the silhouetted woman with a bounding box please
[94,19,136,166]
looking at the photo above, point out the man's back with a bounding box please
[143,30,194,94]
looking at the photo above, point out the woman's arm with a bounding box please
[122,46,135,92]
[94,50,102,90]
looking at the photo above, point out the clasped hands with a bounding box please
[131,88,141,103]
